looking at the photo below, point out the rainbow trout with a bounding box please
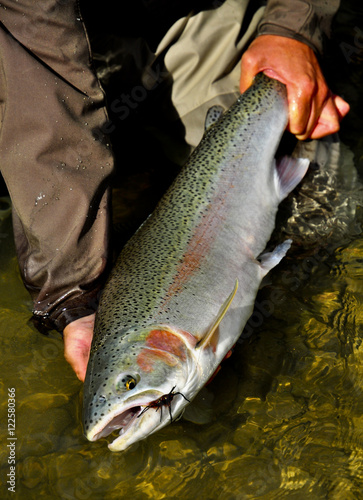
[83,73,309,451]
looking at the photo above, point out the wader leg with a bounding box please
[0,1,114,331]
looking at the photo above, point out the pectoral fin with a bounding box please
[197,279,238,351]
[275,156,310,202]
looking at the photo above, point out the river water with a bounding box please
[1,2,363,499]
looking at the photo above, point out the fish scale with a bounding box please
[83,73,310,452]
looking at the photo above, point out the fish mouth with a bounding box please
[90,405,143,441]
[86,392,164,446]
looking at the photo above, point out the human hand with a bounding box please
[63,313,95,381]
[240,35,350,140]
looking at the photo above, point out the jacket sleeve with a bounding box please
[258,0,341,55]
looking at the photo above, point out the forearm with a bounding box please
[258,0,341,55]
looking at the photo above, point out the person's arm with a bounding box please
[257,0,341,56]
[240,0,349,140]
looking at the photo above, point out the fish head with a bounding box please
[83,325,198,451]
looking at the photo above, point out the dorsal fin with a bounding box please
[197,279,238,351]
[204,105,225,131]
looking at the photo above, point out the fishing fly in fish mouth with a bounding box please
[83,74,310,452]
[138,386,191,423]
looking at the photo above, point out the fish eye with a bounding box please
[116,374,139,392]
[125,376,137,390]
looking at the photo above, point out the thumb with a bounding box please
[240,50,261,93]
[240,69,255,93]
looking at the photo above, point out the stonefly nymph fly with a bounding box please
[137,386,190,423]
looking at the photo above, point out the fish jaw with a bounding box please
[108,409,164,452]
[85,390,164,451]
[108,390,190,452]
